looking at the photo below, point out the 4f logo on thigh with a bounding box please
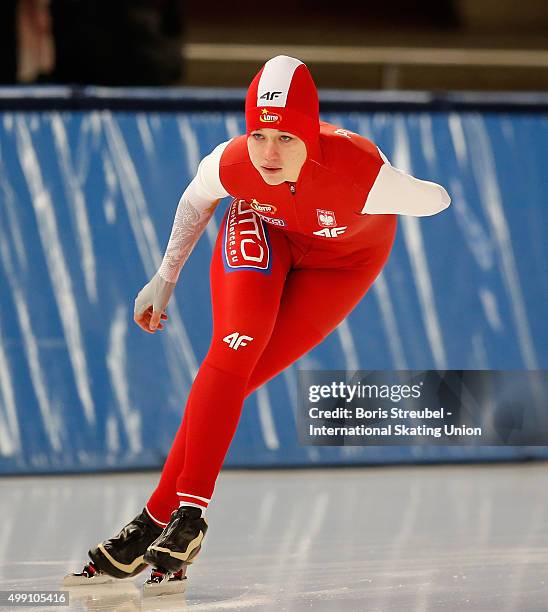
[223,332,254,350]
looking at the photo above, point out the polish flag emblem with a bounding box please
[317,209,337,227]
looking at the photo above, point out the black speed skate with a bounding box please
[64,508,163,585]
[143,506,208,595]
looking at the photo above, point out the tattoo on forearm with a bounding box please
[163,199,212,273]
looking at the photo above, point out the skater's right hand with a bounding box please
[134,273,175,334]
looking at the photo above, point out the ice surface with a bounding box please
[1,464,547,610]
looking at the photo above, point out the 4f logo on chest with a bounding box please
[313,226,348,238]
[314,208,346,238]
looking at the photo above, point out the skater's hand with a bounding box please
[134,305,169,334]
[134,273,175,334]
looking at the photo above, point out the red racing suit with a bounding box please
[146,121,450,524]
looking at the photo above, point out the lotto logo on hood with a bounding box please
[317,209,337,227]
[249,199,277,215]
[259,108,282,124]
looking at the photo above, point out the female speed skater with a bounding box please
[66,55,450,594]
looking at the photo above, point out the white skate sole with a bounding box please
[63,571,117,586]
[63,562,119,586]
[143,567,187,597]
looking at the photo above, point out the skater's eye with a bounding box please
[251,133,265,141]
[279,135,293,143]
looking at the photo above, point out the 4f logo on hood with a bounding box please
[259,91,282,101]
[259,108,282,123]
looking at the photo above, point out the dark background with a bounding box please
[1,0,548,90]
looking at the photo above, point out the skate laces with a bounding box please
[114,514,155,544]
[162,507,203,542]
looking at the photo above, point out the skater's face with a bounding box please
[247,129,307,185]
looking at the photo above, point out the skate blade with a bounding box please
[143,576,187,597]
[63,572,117,586]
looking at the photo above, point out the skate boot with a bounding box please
[63,508,163,585]
[143,506,208,595]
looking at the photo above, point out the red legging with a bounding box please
[147,200,396,523]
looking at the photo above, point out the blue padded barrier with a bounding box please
[0,88,547,473]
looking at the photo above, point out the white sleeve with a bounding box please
[361,149,451,217]
[157,141,231,283]
[193,140,231,200]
